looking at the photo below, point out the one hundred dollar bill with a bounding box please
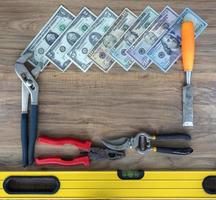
[45,7,97,71]
[147,8,208,72]
[88,8,137,72]
[22,5,75,71]
[110,6,158,71]
[126,6,178,70]
[67,7,117,72]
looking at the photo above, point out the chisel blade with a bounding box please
[183,85,193,126]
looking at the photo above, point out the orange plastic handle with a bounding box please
[181,21,195,72]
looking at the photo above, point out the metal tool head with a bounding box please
[102,137,132,151]
[15,53,39,105]
[102,133,155,154]
[89,147,125,161]
[183,85,193,127]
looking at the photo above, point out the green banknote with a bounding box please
[67,7,117,72]
[110,6,158,71]
[45,7,96,71]
[88,8,137,72]
[22,5,75,70]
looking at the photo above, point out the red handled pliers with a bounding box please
[35,136,125,166]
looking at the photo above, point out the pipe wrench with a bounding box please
[15,53,40,166]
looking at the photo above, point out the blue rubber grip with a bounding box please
[28,105,38,165]
[21,113,28,167]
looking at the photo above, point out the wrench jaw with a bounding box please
[15,54,39,106]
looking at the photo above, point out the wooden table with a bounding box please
[0,0,215,171]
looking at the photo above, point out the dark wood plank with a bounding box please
[0,0,215,171]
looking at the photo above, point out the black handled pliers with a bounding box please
[15,53,40,167]
[102,132,193,155]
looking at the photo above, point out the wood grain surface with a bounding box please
[0,0,215,172]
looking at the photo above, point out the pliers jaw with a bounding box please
[15,53,39,106]
[88,147,125,161]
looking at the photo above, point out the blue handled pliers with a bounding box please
[15,53,40,167]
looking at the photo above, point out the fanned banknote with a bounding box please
[147,8,208,72]
[126,6,178,70]
[67,7,117,72]
[110,6,158,71]
[88,8,137,72]
[22,5,75,70]
[45,7,97,71]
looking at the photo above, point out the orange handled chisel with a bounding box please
[181,21,195,127]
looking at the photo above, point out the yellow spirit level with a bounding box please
[0,171,215,199]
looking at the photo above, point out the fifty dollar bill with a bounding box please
[110,6,158,71]
[88,8,137,72]
[126,6,178,70]
[67,7,117,72]
[147,8,208,72]
[22,5,75,70]
[45,7,97,71]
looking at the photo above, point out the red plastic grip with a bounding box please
[35,156,90,166]
[37,136,92,151]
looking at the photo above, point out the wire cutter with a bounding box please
[102,132,193,155]
[15,53,40,167]
[35,136,125,166]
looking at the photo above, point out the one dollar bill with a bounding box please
[67,7,117,72]
[88,8,137,72]
[22,5,75,70]
[126,6,178,70]
[110,6,158,71]
[45,7,97,71]
[147,8,208,72]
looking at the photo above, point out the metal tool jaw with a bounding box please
[102,133,156,155]
[15,53,39,111]
[88,147,125,161]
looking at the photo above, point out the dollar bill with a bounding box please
[110,6,158,71]
[147,8,208,72]
[126,6,178,70]
[88,8,137,72]
[22,5,75,71]
[45,7,96,71]
[67,7,117,72]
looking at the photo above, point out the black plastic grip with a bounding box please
[156,133,191,141]
[28,105,38,166]
[21,113,28,167]
[156,147,193,155]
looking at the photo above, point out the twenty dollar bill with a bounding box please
[126,6,178,70]
[88,8,137,72]
[22,5,75,70]
[147,8,208,72]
